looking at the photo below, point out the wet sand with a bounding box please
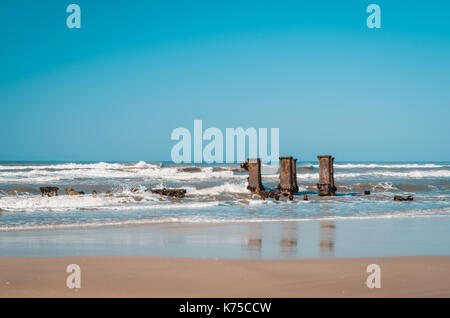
[1,256,450,297]
[2,217,450,258]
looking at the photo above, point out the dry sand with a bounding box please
[1,256,450,297]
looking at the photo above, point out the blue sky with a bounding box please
[0,0,449,162]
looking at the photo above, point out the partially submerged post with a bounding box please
[394,195,413,201]
[317,155,337,196]
[40,187,59,197]
[278,157,299,193]
[150,188,186,198]
[240,158,265,193]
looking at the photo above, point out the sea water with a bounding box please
[0,161,449,230]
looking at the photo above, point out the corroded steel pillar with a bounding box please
[278,157,299,193]
[317,155,337,196]
[240,158,265,193]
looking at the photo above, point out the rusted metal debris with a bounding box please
[150,188,187,198]
[394,195,413,201]
[240,158,265,193]
[317,155,337,196]
[258,190,281,200]
[279,190,294,200]
[278,157,299,194]
[40,187,59,197]
[65,188,85,195]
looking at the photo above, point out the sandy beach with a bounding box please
[1,256,450,297]
[1,218,450,298]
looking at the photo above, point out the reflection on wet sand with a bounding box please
[320,221,336,256]
[280,222,298,256]
[246,223,263,257]
[243,222,299,258]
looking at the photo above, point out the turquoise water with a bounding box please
[0,161,449,230]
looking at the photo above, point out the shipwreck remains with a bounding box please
[278,157,299,194]
[40,187,59,197]
[258,190,281,200]
[240,158,265,193]
[150,188,186,198]
[240,158,296,200]
[240,158,283,200]
[278,191,293,200]
[394,195,413,201]
[317,155,337,196]
[65,188,85,195]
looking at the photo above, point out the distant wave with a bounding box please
[260,169,450,180]
[0,162,130,170]
[0,163,242,183]
[332,163,445,169]
[1,163,449,184]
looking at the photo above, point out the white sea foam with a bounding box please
[188,182,250,195]
[0,193,219,212]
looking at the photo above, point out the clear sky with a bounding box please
[0,0,449,162]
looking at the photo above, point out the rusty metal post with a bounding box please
[240,158,265,193]
[278,157,299,193]
[317,155,337,196]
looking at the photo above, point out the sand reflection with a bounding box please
[280,222,298,256]
[319,221,336,256]
[246,223,263,257]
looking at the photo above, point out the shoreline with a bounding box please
[2,217,450,259]
[2,210,450,232]
[1,256,450,297]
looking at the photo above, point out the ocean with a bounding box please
[0,161,449,231]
